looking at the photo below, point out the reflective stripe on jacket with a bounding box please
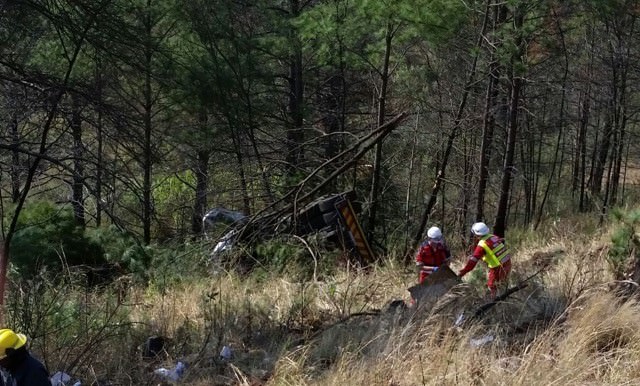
[477,234,510,268]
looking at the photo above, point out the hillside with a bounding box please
[11,212,640,385]
[2,1,640,384]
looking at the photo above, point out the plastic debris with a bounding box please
[220,345,232,360]
[454,312,465,327]
[470,334,495,347]
[153,361,186,383]
[212,230,238,255]
[50,371,72,386]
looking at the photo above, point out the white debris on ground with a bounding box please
[50,371,82,386]
[153,361,186,383]
[470,334,495,347]
[220,345,233,360]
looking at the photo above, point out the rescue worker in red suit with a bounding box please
[415,226,452,284]
[457,222,511,298]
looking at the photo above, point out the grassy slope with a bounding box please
[14,213,640,385]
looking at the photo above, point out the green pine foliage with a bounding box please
[9,201,105,276]
[87,226,151,278]
[608,208,640,279]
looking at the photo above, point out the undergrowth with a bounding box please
[3,212,640,385]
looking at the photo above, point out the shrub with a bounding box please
[608,208,640,280]
[87,226,151,279]
[9,201,105,276]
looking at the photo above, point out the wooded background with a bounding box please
[1,0,639,267]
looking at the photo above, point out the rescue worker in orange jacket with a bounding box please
[415,226,452,285]
[457,222,511,298]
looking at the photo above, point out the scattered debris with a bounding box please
[153,361,186,383]
[212,229,240,256]
[407,266,460,306]
[454,312,465,327]
[220,345,233,361]
[142,336,166,359]
[50,371,82,386]
[470,334,495,347]
[50,371,71,386]
[202,208,247,231]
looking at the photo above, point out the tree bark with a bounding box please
[192,149,210,235]
[285,0,305,174]
[71,93,86,227]
[9,115,20,203]
[142,0,155,245]
[95,57,104,226]
[475,1,506,222]
[494,9,524,238]
[231,127,251,215]
[367,21,393,243]
[534,7,569,230]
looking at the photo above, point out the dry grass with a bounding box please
[14,215,640,385]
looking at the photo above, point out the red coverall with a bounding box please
[415,240,451,284]
[458,234,511,297]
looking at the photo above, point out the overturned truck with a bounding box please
[203,191,375,266]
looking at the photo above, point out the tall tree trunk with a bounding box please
[591,108,612,195]
[285,0,304,174]
[192,148,210,235]
[577,27,596,211]
[609,34,630,206]
[247,125,274,205]
[611,118,626,204]
[494,10,524,238]
[71,93,86,227]
[534,8,568,229]
[475,1,506,222]
[367,21,393,242]
[461,127,473,231]
[574,89,589,200]
[600,141,615,225]
[231,127,251,215]
[9,115,20,203]
[405,110,420,252]
[142,0,154,245]
[494,79,522,237]
[322,73,345,193]
[95,58,104,226]
[520,107,535,225]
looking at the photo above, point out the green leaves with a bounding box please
[9,201,106,276]
[297,0,468,68]
[608,208,640,279]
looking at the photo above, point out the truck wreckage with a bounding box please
[203,190,375,266]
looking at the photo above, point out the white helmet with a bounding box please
[471,222,489,236]
[427,226,443,240]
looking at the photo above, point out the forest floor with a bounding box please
[24,213,640,385]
